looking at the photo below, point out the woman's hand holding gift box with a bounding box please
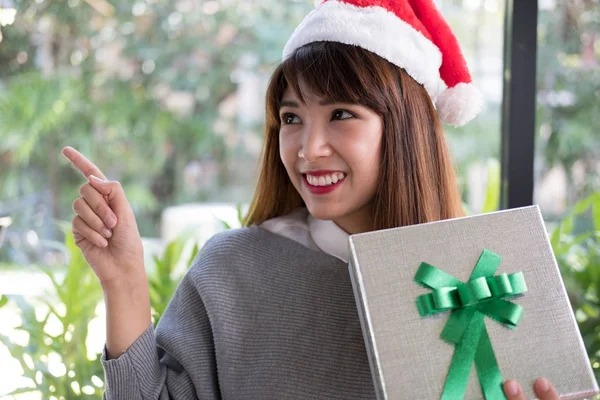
[504,378,558,400]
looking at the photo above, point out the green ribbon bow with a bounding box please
[414,249,527,400]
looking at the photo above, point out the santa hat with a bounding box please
[282,0,484,127]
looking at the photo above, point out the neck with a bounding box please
[333,205,375,235]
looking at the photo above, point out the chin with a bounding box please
[304,203,346,221]
[306,208,333,221]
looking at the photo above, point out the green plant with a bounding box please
[550,192,600,381]
[481,159,501,214]
[0,294,8,308]
[217,203,246,230]
[475,169,600,380]
[0,229,201,398]
[0,231,104,398]
[149,236,199,326]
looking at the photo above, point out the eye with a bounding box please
[281,113,301,125]
[331,110,354,121]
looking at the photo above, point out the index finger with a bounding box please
[62,146,108,181]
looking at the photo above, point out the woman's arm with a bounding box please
[101,251,220,400]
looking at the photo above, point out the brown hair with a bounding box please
[243,42,464,230]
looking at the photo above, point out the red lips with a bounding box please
[302,171,346,195]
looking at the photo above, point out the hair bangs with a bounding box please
[280,42,387,112]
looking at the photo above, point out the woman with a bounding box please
[63,0,558,399]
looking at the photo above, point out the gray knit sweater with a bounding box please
[101,226,376,399]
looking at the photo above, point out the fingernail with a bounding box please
[504,380,520,396]
[106,215,117,228]
[99,238,108,247]
[536,378,550,392]
[102,228,112,238]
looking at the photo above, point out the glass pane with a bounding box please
[437,0,505,215]
[535,0,600,219]
[535,0,600,380]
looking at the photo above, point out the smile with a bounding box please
[302,172,347,195]
[305,172,346,187]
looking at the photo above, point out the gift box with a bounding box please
[348,205,599,400]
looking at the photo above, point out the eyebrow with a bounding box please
[280,98,340,108]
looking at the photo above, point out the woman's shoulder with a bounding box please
[182,226,264,281]
[183,225,310,294]
[203,207,310,254]
[196,225,269,259]
[187,225,292,270]
[202,225,273,254]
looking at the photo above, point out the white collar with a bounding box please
[308,214,350,263]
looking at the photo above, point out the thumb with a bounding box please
[88,175,131,216]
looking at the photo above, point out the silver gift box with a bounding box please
[348,205,599,400]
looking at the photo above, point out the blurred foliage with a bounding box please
[0,0,314,242]
[219,202,245,229]
[444,1,599,215]
[0,228,199,398]
[536,1,600,212]
[0,0,598,394]
[149,235,199,325]
[477,173,600,381]
[0,5,16,43]
[461,158,501,216]
[0,0,597,242]
[550,191,600,381]
[481,158,500,214]
[0,229,104,398]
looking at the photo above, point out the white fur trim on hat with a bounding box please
[282,0,443,100]
[435,82,484,127]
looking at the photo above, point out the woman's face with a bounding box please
[279,85,384,234]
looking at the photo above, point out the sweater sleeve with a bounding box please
[101,248,221,400]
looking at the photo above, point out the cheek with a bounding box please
[351,135,382,166]
[279,134,298,175]
[369,130,384,167]
[350,135,382,183]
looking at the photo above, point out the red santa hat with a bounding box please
[282,0,484,127]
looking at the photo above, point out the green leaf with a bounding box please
[587,337,600,358]
[481,159,500,213]
[550,225,560,250]
[572,232,594,247]
[152,254,162,268]
[0,294,8,308]
[561,216,575,236]
[572,195,595,215]
[188,243,200,266]
[3,387,39,397]
[236,203,245,225]
[582,304,600,318]
[220,220,233,229]
[593,202,600,233]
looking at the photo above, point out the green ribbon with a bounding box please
[414,249,527,400]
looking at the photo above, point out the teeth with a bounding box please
[306,172,346,187]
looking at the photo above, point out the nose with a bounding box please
[298,122,332,162]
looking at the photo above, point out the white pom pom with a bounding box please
[435,83,484,127]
